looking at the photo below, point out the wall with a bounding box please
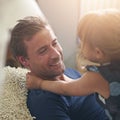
[37,0,80,69]
[0,0,44,86]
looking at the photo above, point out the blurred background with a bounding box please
[1,0,120,75]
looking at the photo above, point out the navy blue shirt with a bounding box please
[27,68,109,120]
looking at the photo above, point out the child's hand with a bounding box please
[26,72,42,89]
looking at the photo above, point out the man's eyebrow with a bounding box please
[53,37,58,42]
[53,39,57,42]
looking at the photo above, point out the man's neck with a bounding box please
[39,74,65,81]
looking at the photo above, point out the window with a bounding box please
[79,0,120,17]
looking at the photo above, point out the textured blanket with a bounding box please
[0,66,34,120]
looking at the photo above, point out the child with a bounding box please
[26,9,120,120]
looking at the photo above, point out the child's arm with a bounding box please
[26,72,43,89]
[26,72,109,98]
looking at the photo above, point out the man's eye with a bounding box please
[39,48,47,54]
[53,41,58,46]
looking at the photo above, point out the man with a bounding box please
[10,16,109,120]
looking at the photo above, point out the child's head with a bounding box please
[78,9,120,64]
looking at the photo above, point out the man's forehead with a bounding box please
[45,25,56,38]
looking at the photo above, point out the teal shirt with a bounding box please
[86,62,120,120]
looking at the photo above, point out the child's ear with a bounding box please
[95,47,104,60]
[17,56,29,67]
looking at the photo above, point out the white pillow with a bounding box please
[0,66,35,120]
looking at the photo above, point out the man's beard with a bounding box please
[37,62,65,80]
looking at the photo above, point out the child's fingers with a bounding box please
[26,72,33,89]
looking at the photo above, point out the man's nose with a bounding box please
[50,47,60,59]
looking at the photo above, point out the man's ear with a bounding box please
[95,47,104,60]
[17,56,29,67]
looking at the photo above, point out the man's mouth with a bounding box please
[49,60,62,67]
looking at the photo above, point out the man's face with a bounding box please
[24,27,65,79]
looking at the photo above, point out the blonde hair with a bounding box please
[77,9,120,62]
